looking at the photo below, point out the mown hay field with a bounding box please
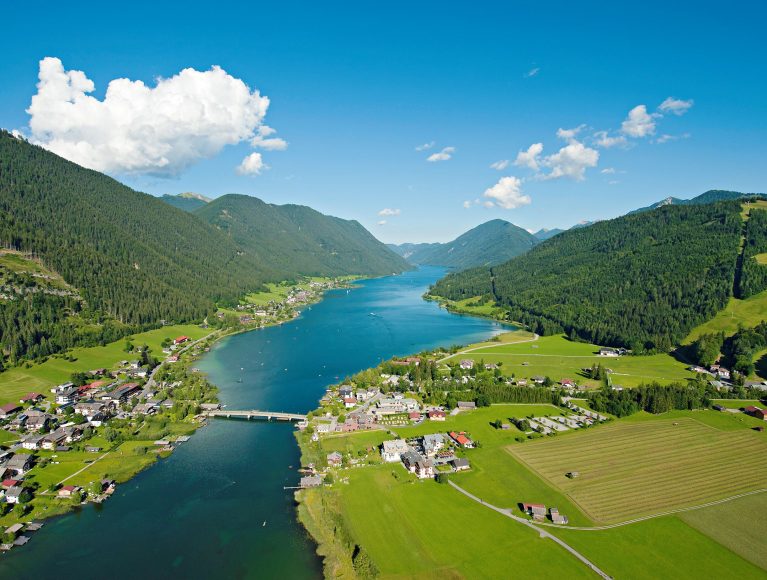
[509,418,767,523]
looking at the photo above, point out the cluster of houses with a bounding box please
[515,400,608,435]
[381,432,473,479]
[522,502,569,525]
[224,280,338,326]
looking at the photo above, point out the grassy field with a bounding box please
[510,417,767,523]
[710,398,765,409]
[679,492,767,570]
[443,334,694,387]
[336,465,594,578]
[685,289,767,342]
[0,323,209,404]
[434,295,509,320]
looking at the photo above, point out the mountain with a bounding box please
[629,190,764,215]
[194,194,410,278]
[387,242,441,260]
[533,228,565,241]
[160,192,211,212]
[390,220,538,269]
[0,131,407,363]
[430,202,744,351]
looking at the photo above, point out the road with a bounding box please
[437,333,539,363]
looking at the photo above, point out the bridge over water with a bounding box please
[203,409,307,422]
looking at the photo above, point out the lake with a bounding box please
[1,266,507,579]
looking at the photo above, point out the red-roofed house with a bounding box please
[449,431,474,448]
[522,503,547,519]
[343,397,357,409]
[2,479,20,489]
[408,411,421,421]
[428,410,446,421]
[0,403,21,418]
[174,336,191,345]
[746,406,767,420]
[19,393,44,404]
[57,485,81,498]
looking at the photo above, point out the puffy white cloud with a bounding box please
[621,104,657,138]
[483,176,531,209]
[525,67,540,78]
[462,200,473,209]
[250,125,288,150]
[659,97,693,116]
[541,141,599,181]
[600,167,616,174]
[514,142,544,171]
[378,208,401,217]
[236,152,266,175]
[593,130,627,149]
[26,57,274,176]
[490,159,510,170]
[556,124,586,143]
[415,141,435,151]
[377,220,387,226]
[427,146,455,162]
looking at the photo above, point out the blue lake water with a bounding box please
[1,266,506,579]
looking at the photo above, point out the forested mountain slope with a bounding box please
[194,195,410,277]
[629,190,764,215]
[390,219,538,269]
[160,192,211,212]
[430,203,744,351]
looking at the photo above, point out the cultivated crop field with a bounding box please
[509,417,767,523]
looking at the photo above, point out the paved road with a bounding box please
[448,480,612,579]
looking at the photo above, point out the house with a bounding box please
[327,451,343,467]
[408,411,421,421]
[428,409,446,421]
[200,403,221,411]
[0,403,21,418]
[5,486,25,504]
[422,433,445,456]
[560,379,576,388]
[456,401,477,410]
[343,397,357,409]
[381,439,410,462]
[484,363,498,370]
[339,386,353,398]
[401,451,434,479]
[522,502,547,520]
[42,430,68,450]
[104,382,141,403]
[174,335,191,345]
[451,457,471,471]
[459,359,474,370]
[532,375,546,384]
[1,479,20,490]
[300,475,322,488]
[599,348,620,357]
[19,393,44,404]
[23,410,52,432]
[449,431,474,448]
[6,454,33,476]
[745,406,767,420]
[57,485,81,498]
[550,507,569,524]
[21,435,44,450]
[54,385,80,405]
[132,402,157,416]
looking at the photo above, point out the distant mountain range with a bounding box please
[628,190,765,215]
[388,219,538,269]
[160,192,211,212]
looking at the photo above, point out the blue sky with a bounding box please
[1,1,765,243]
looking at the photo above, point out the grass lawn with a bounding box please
[685,289,767,343]
[337,465,594,578]
[442,334,694,387]
[710,398,765,409]
[0,324,209,404]
[510,416,767,523]
[551,513,766,579]
[679,491,767,570]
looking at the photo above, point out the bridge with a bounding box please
[203,409,307,422]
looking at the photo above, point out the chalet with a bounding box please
[484,363,498,370]
[339,386,353,398]
[89,368,107,376]
[560,379,576,388]
[449,431,474,448]
[104,382,141,403]
[401,451,434,479]
[456,401,477,410]
[599,348,620,357]
[42,430,68,450]
[381,439,410,462]
[174,336,191,345]
[327,451,343,467]
[408,411,421,421]
[21,435,44,450]
[550,507,569,525]
[459,359,474,370]
[1,479,20,490]
[451,457,471,471]
[522,502,547,520]
[24,410,53,432]
[5,486,25,504]
[300,475,322,488]
[132,402,157,416]
[422,433,445,456]
[0,403,21,418]
[532,376,546,384]
[19,393,44,404]
[6,454,33,476]
[428,409,446,421]
[343,397,357,409]
[745,406,767,421]
[54,385,80,405]
[57,485,81,499]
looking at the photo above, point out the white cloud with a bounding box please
[27,58,274,176]
[600,167,616,174]
[621,105,657,138]
[541,141,599,181]
[659,97,693,116]
[427,146,455,162]
[525,67,540,78]
[236,152,266,175]
[483,176,531,209]
[655,132,690,144]
[378,208,401,217]
[556,124,586,143]
[377,220,387,226]
[593,130,628,149]
[514,143,544,171]
[250,125,288,150]
[490,159,510,170]
[462,200,473,209]
[415,141,435,151]
[608,180,619,185]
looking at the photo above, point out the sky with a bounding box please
[1,1,765,243]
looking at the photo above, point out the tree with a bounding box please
[436,473,450,484]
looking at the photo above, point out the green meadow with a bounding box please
[0,323,210,404]
[685,289,767,343]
